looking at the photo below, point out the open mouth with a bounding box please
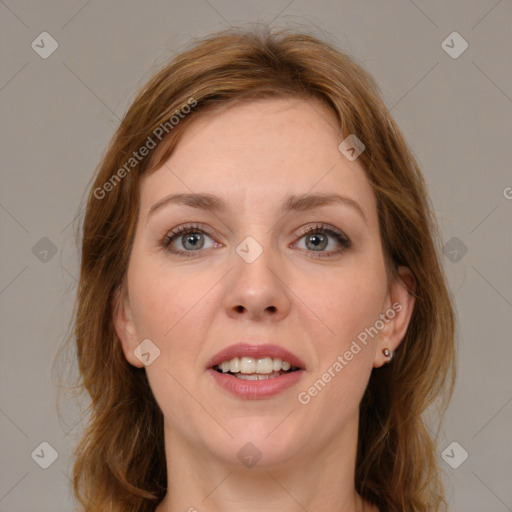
[207,348,305,399]
[213,356,301,380]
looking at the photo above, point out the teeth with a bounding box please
[216,356,296,374]
[240,357,257,374]
[235,371,282,380]
[229,357,240,373]
[256,357,273,374]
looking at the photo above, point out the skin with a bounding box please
[114,97,416,512]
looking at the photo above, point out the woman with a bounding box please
[68,27,456,511]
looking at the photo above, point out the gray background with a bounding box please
[1,1,511,511]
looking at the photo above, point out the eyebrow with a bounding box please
[147,192,367,224]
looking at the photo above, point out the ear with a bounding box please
[373,265,416,368]
[112,285,144,368]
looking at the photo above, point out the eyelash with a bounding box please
[296,224,352,258]
[160,223,215,259]
[159,223,351,259]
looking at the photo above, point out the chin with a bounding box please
[203,420,305,469]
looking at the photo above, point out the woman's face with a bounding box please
[115,97,414,468]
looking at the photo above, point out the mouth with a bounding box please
[206,343,305,399]
[213,356,301,380]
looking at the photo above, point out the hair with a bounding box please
[59,25,456,512]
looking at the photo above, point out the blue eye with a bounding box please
[294,224,351,258]
[161,223,218,257]
[160,222,351,259]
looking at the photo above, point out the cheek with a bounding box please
[128,250,197,334]
[126,262,213,418]
[294,269,384,424]
[300,259,387,350]
[127,256,215,367]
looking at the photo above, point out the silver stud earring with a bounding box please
[383,347,392,358]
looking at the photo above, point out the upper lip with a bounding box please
[207,343,306,370]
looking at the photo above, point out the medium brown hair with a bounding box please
[59,26,456,512]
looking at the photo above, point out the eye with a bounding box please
[159,222,351,259]
[160,223,219,256]
[293,223,351,258]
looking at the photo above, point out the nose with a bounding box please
[222,243,291,322]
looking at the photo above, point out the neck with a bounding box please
[155,420,376,512]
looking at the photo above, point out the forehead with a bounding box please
[139,97,376,220]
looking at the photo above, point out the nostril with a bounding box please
[233,305,277,314]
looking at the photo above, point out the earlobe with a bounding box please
[112,286,144,368]
[373,266,416,368]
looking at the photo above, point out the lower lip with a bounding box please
[207,368,305,399]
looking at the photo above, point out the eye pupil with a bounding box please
[306,233,327,250]
[183,233,203,250]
